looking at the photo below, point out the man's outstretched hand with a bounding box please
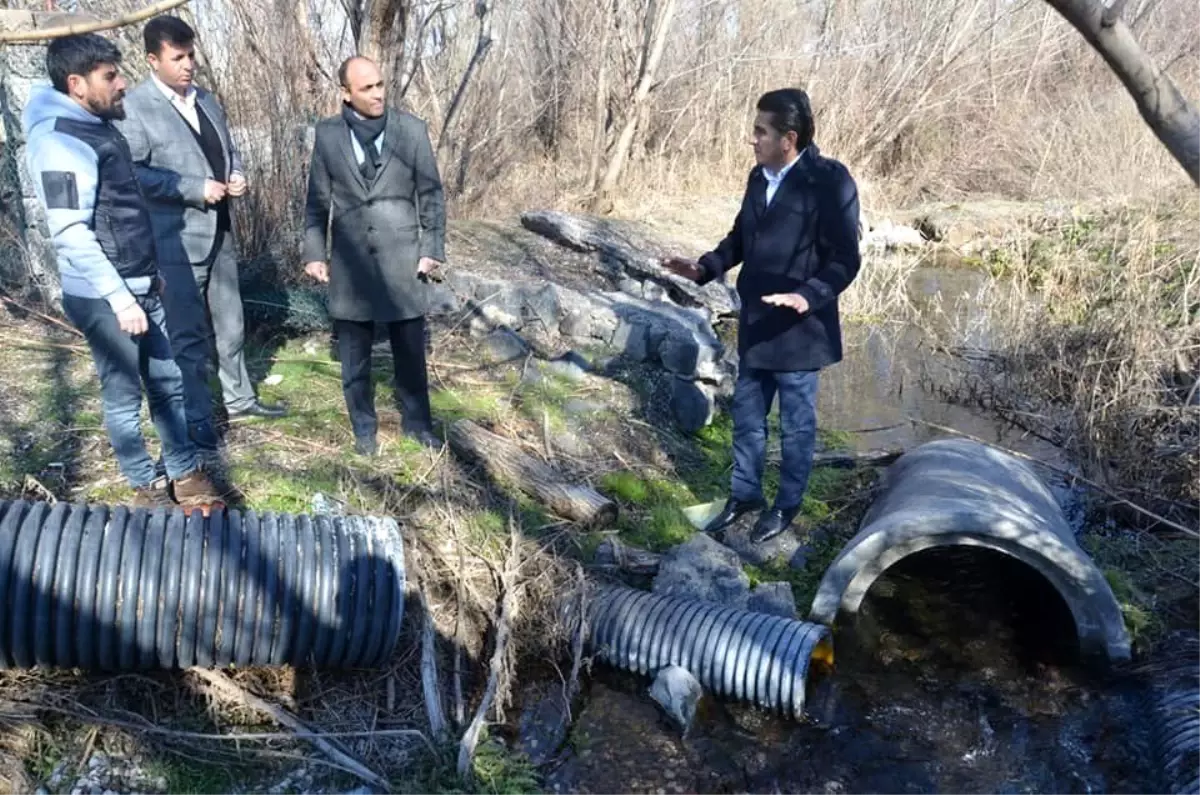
[762,292,810,314]
[661,256,704,283]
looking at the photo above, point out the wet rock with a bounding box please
[485,328,528,363]
[654,533,749,608]
[669,376,715,433]
[612,319,650,361]
[721,520,803,568]
[649,665,703,735]
[544,351,590,381]
[480,302,521,330]
[523,282,562,330]
[748,581,798,619]
[518,683,574,765]
[658,331,701,377]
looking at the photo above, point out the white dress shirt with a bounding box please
[349,129,385,165]
[763,152,800,206]
[151,73,199,133]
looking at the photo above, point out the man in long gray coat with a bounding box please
[118,15,285,445]
[302,56,446,455]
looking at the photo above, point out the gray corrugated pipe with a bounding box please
[1148,632,1199,795]
[809,438,1132,664]
[584,584,834,719]
[0,499,405,670]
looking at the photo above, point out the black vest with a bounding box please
[53,118,157,281]
[187,104,231,234]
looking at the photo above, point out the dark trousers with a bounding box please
[730,365,820,511]
[159,228,254,447]
[335,317,433,440]
[62,293,198,487]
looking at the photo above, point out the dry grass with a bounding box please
[921,189,1200,526]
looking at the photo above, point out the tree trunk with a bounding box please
[584,0,615,196]
[591,0,679,212]
[447,419,618,527]
[437,0,494,163]
[1042,0,1199,184]
[356,0,407,81]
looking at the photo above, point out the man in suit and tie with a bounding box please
[302,56,446,456]
[664,88,862,544]
[117,15,285,452]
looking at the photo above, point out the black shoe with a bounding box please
[703,497,768,536]
[228,400,288,419]
[750,506,800,544]
[406,427,442,449]
[354,435,378,456]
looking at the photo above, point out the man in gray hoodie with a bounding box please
[23,33,223,512]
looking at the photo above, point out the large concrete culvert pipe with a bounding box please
[809,438,1131,664]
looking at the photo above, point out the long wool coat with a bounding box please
[302,109,446,322]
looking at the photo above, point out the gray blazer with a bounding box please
[302,108,445,323]
[116,79,243,265]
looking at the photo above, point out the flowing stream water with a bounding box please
[525,266,1166,794]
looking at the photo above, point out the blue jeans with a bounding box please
[63,293,198,488]
[730,366,820,511]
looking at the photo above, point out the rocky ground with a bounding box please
[0,197,1192,793]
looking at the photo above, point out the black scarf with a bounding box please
[342,104,387,181]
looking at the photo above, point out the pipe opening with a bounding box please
[851,546,1081,670]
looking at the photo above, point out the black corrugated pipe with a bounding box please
[0,500,406,670]
[584,584,834,719]
[1148,632,1199,795]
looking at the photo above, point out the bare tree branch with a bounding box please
[1043,0,1200,184]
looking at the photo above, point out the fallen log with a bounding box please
[447,419,618,527]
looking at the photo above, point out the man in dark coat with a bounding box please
[302,56,446,455]
[664,88,861,543]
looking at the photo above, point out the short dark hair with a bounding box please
[46,34,122,94]
[756,88,815,149]
[144,14,195,55]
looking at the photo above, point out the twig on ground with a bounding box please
[909,417,1199,538]
[447,466,467,727]
[564,565,588,716]
[414,557,449,740]
[457,510,521,781]
[0,701,432,747]
[187,668,390,791]
[0,295,82,337]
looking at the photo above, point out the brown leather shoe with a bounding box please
[131,477,174,509]
[171,469,225,517]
